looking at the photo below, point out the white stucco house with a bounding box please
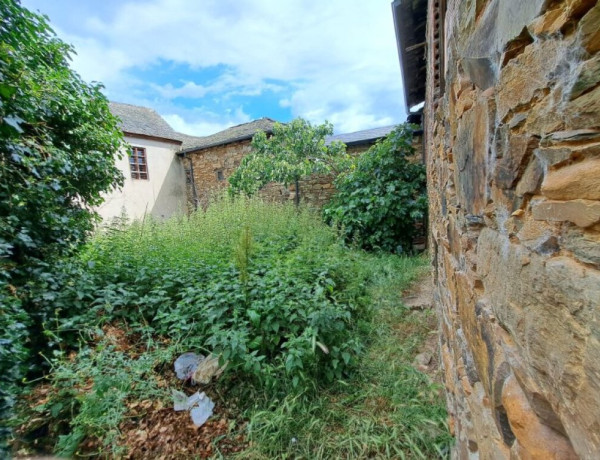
[98,102,189,222]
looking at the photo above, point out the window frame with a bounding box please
[129,146,149,180]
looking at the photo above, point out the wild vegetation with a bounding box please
[0,0,123,449]
[242,254,451,459]
[0,133,447,457]
[324,124,427,253]
[228,118,349,204]
[10,198,449,458]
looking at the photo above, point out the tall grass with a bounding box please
[15,197,450,458]
[92,196,336,270]
[239,255,452,459]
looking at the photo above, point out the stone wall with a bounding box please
[183,140,251,209]
[426,0,600,458]
[184,140,378,209]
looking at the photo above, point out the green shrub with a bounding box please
[0,0,123,449]
[19,198,374,455]
[324,124,427,253]
[84,199,370,388]
[241,254,452,459]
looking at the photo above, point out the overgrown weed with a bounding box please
[14,198,449,458]
[15,197,376,456]
[240,254,452,459]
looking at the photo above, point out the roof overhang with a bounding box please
[392,0,427,113]
[124,131,183,145]
[178,134,253,156]
[177,127,276,156]
[343,139,379,147]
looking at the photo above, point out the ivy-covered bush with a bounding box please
[0,0,123,447]
[324,124,427,253]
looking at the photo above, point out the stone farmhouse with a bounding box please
[393,0,600,458]
[102,102,398,220]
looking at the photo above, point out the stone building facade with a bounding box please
[181,121,398,209]
[395,0,600,458]
[181,137,338,209]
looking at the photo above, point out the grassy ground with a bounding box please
[12,198,450,458]
[239,255,451,459]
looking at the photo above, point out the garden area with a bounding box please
[1,1,449,457]
[7,198,450,458]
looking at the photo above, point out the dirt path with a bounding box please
[402,271,434,309]
[401,271,442,382]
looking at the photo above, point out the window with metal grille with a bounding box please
[129,147,148,180]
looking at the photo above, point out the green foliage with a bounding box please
[14,200,450,457]
[42,341,173,458]
[0,289,29,444]
[0,0,124,448]
[324,124,427,253]
[240,255,452,459]
[86,198,369,388]
[17,198,374,454]
[228,118,349,199]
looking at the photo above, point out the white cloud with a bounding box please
[24,0,407,135]
[163,108,251,136]
[151,71,285,100]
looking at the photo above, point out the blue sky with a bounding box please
[21,0,407,135]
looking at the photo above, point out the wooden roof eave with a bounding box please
[392,0,428,113]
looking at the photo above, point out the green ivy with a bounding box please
[324,124,427,253]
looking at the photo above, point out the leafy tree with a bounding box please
[0,0,124,448]
[228,118,348,204]
[323,124,427,253]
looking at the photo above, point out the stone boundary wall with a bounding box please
[183,141,375,209]
[426,0,600,458]
[183,139,250,210]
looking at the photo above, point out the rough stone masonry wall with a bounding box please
[184,139,291,208]
[184,140,251,209]
[426,0,600,458]
[185,141,375,209]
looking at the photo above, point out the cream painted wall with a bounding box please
[97,135,186,222]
